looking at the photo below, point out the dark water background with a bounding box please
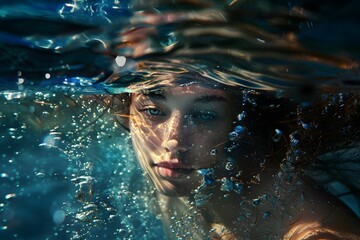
[1,0,360,239]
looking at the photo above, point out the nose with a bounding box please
[161,111,188,153]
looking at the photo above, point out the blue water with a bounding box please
[1,0,360,239]
[0,94,165,239]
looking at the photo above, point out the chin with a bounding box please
[158,190,188,198]
[150,175,201,198]
[156,184,192,198]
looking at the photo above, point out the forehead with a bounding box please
[134,83,234,101]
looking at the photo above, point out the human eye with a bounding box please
[193,110,217,122]
[136,104,166,119]
[134,98,165,117]
[145,107,163,116]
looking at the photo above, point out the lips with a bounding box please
[154,160,195,178]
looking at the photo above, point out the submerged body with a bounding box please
[116,81,360,239]
[157,171,360,239]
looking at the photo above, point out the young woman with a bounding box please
[111,75,360,239]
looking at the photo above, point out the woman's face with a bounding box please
[129,83,237,197]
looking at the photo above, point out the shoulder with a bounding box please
[284,222,360,240]
[279,176,360,239]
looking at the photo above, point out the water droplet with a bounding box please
[41,134,57,147]
[204,175,214,185]
[84,162,93,170]
[223,194,230,199]
[261,194,268,201]
[272,129,283,142]
[115,55,127,67]
[198,168,214,185]
[245,211,252,218]
[5,194,16,200]
[210,148,217,156]
[252,198,261,206]
[289,132,300,147]
[198,168,212,176]
[29,106,35,113]
[234,183,244,194]
[220,177,234,192]
[228,131,238,141]
[225,161,234,171]
[237,111,246,121]
[300,121,311,130]
[53,210,66,224]
[17,78,24,84]
[263,211,271,219]
[236,171,243,178]
[256,38,265,43]
[35,172,45,178]
[234,125,245,135]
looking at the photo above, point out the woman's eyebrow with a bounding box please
[194,95,228,103]
[142,92,166,100]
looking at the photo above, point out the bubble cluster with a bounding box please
[0,93,165,240]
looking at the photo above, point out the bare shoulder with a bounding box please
[284,222,360,240]
[280,176,360,239]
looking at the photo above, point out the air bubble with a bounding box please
[198,168,214,185]
[252,198,261,206]
[289,132,300,147]
[210,148,217,156]
[220,177,234,192]
[234,171,242,179]
[300,121,311,130]
[234,125,245,135]
[225,162,234,171]
[237,111,246,121]
[115,56,127,67]
[35,172,45,178]
[228,131,238,141]
[29,106,36,113]
[234,183,244,194]
[53,210,66,224]
[272,129,283,142]
[5,193,16,200]
[17,78,24,84]
[263,211,271,219]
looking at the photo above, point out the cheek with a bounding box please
[188,128,231,165]
[130,113,164,154]
[194,122,233,146]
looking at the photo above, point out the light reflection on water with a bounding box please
[1,0,360,239]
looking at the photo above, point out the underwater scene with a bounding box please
[1,0,360,239]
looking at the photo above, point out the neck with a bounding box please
[156,168,283,239]
[190,168,281,238]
